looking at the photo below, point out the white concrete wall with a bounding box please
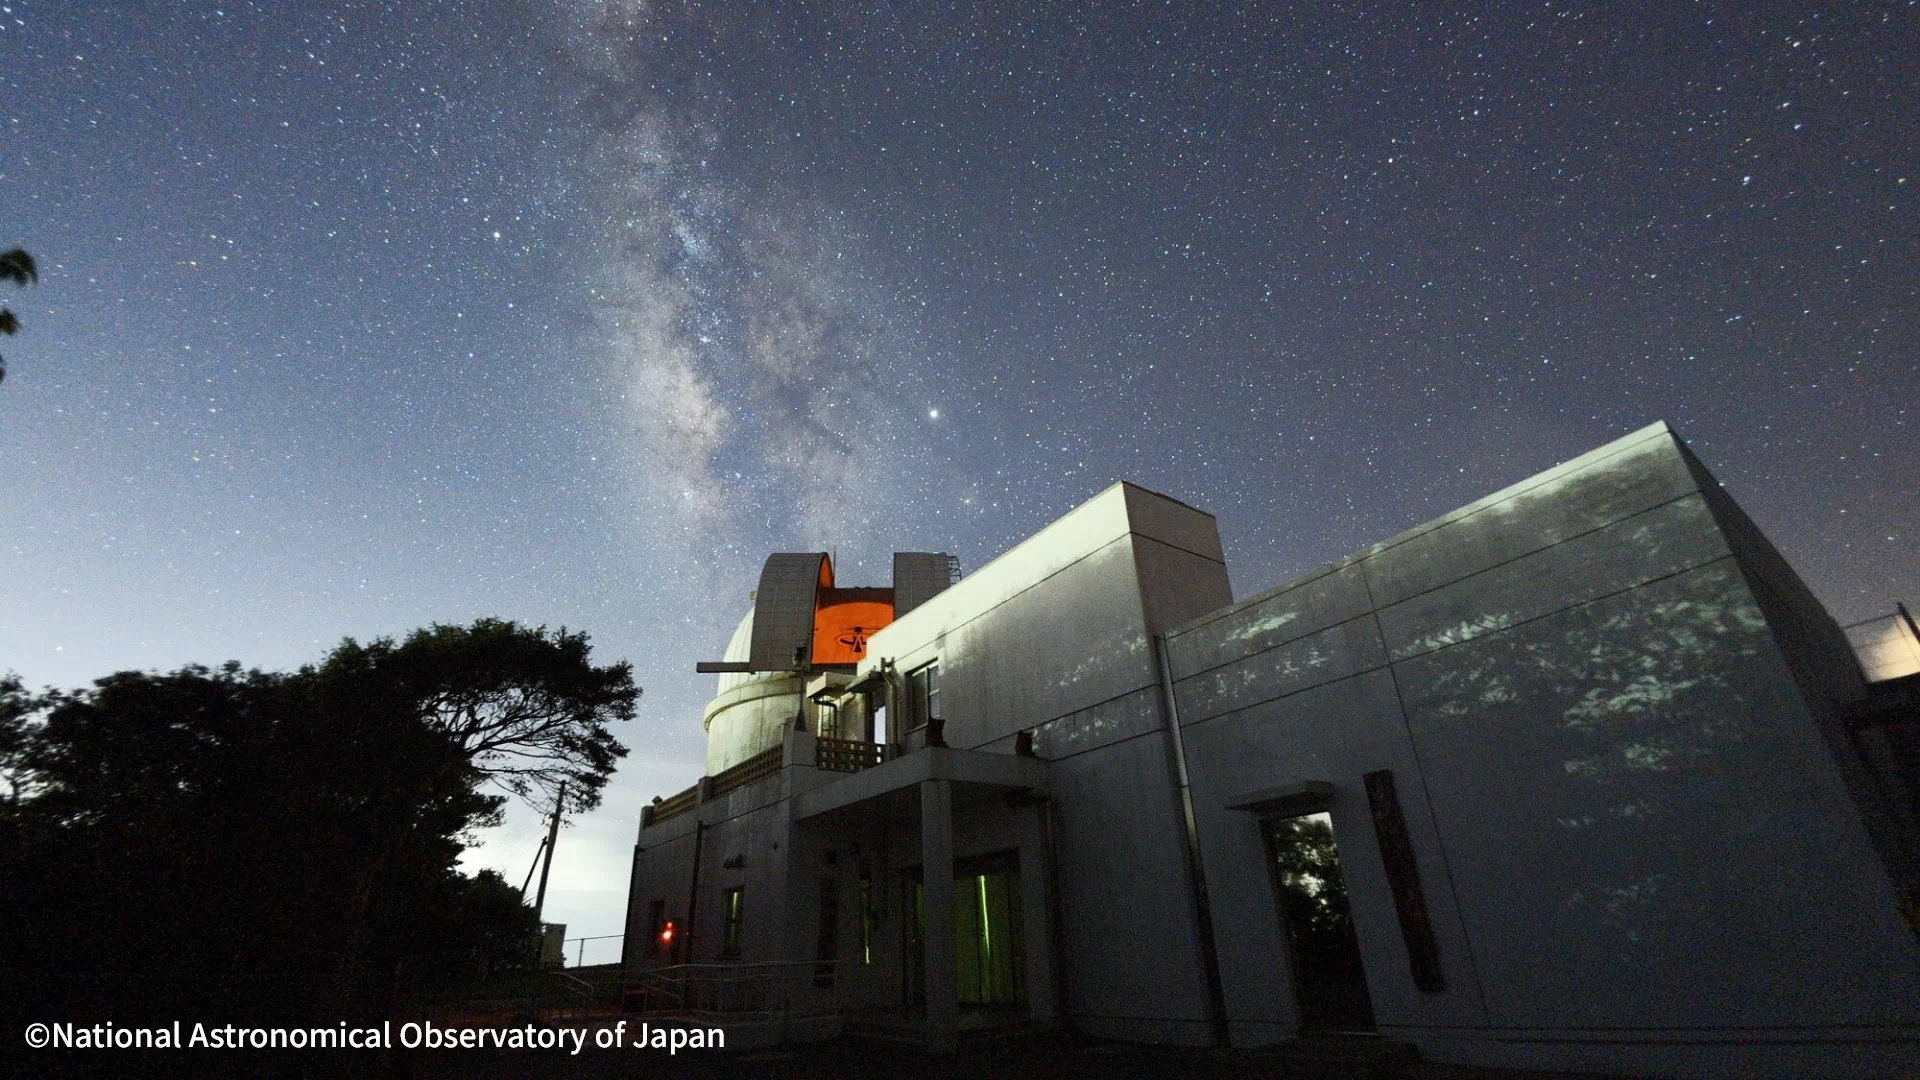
[624,772,795,972]
[859,481,1232,1043]
[623,436,1920,1075]
[1166,423,1920,1078]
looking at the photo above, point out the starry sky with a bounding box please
[3,0,1915,953]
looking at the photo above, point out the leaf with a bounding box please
[0,248,38,286]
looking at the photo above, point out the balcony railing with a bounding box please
[643,782,699,827]
[708,744,784,797]
[815,736,886,774]
[642,733,894,829]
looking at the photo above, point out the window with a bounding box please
[908,662,940,730]
[720,886,745,959]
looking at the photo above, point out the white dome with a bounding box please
[703,604,805,774]
[717,607,759,693]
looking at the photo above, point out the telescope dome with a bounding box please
[702,605,806,774]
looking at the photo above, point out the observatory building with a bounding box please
[622,422,1920,1079]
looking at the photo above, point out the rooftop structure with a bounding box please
[623,423,1920,1078]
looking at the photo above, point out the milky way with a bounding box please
[2,0,1914,947]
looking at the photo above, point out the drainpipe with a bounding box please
[879,658,902,753]
[1153,633,1229,1048]
[683,818,705,965]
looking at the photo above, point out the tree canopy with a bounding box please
[0,619,637,1025]
[0,246,36,384]
[315,618,636,817]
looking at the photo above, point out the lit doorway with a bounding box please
[904,876,924,1009]
[1264,812,1374,1031]
[902,853,1027,1013]
[956,856,1024,1007]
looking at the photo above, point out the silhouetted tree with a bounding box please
[0,620,637,1027]
[2,663,357,1020]
[305,619,636,998]
[0,247,36,384]
[0,674,30,808]
[370,868,542,983]
[313,618,637,818]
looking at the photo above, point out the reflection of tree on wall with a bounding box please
[1415,559,1770,944]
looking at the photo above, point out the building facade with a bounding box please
[622,422,1920,1078]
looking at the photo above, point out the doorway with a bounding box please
[1264,811,1374,1031]
[904,877,924,1009]
[956,855,1024,1007]
[901,853,1027,1012]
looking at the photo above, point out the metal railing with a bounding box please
[634,960,835,1019]
[643,783,699,826]
[561,933,624,969]
[815,736,886,773]
[545,970,596,1019]
[709,744,783,796]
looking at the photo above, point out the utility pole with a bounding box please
[520,839,545,899]
[533,781,566,925]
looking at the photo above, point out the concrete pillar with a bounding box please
[1017,801,1057,1025]
[784,726,817,768]
[776,809,815,1015]
[783,728,822,800]
[920,779,958,1054]
[763,800,795,970]
[621,844,645,973]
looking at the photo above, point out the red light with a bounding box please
[660,920,675,944]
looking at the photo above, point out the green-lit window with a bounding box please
[720,886,744,959]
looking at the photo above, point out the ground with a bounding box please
[394,1030,1629,1080]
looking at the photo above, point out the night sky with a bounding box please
[4,1,1915,952]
